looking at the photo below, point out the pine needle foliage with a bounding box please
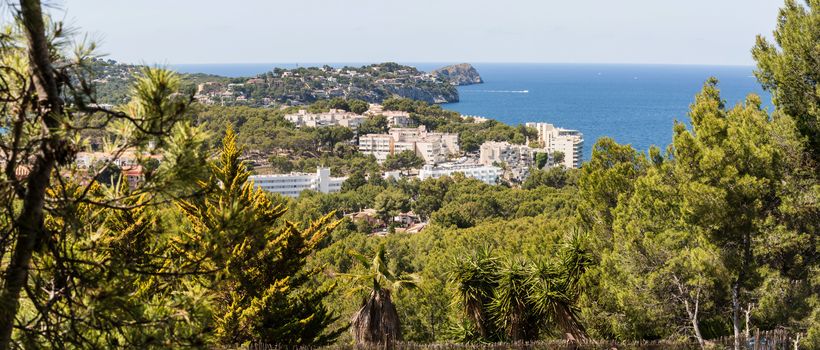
[176,127,344,346]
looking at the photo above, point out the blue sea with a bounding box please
[170,63,771,160]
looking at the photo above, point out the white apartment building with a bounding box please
[418,163,501,185]
[479,141,546,180]
[284,105,414,130]
[525,122,584,168]
[479,141,541,167]
[284,109,367,129]
[248,167,347,198]
[358,126,460,164]
[365,104,414,127]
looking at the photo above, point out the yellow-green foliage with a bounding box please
[175,127,344,346]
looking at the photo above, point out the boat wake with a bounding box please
[468,90,529,93]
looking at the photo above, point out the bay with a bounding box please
[442,63,771,160]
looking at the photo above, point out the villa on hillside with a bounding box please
[282,104,415,130]
[284,109,367,129]
[364,104,414,127]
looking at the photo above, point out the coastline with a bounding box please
[166,62,770,161]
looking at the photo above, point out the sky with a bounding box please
[44,0,783,66]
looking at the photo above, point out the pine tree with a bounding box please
[753,0,820,162]
[0,2,207,347]
[176,127,343,346]
[752,2,820,346]
[579,79,817,348]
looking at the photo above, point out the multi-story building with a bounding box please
[418,163,501,185]
[479,141,546,180]
[284,109,367,129]
[365,104,414,127]
[248,167,346,198]
[358,134,400,162]
[358,126,459,164]
[479,141,540,167]
[525,122,584,168]
[283,105,415,130]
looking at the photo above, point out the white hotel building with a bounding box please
[479,141,545,181]
[418,163,501,185]
[479,141,542,168]
[358,126,459,164]
[364,104,414,128]
[283,105,414,130]
[248,167,346,198]
[525,122,584,168]
[283,109,366,130]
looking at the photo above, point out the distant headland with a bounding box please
[431,63,484,85]
[89,60,484,106]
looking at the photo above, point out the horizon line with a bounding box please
[113,60,758,69]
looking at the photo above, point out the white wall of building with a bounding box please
[285,105,414,130]
[249,167,346,198]
[479,141,545,180]
[358,126,459,164]
[284,109,366,129]
[479,141,540,167]
[525,122,584,168]
[418,163,501,184]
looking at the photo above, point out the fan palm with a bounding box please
[343,245,418,346]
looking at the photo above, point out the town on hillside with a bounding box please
[70,100,583,235]
[246,104,583,234]
[89,60,480,107]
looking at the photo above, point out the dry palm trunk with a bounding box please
[351,288,401,346]
[555,304,587,343]
[467,301,489,339]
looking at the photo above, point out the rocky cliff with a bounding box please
[431,63,483,86]
[383,85,458,104]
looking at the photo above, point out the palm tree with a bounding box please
[451,247,499,341]
[451,232,592,343]
[343,245,418,346]
[526,231,591,342]
[490,258,541,341]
